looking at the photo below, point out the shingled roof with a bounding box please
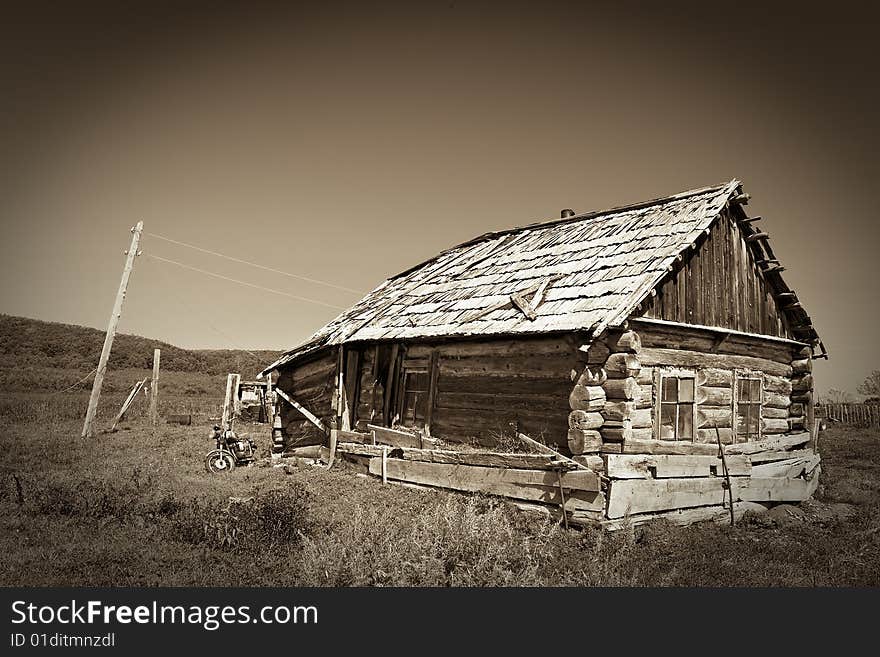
[261,179,821,375]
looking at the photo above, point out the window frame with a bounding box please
[654,368,697,442]
[733,370,763,443]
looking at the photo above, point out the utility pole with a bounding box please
[81,221,144,438]
[149,348,161,426]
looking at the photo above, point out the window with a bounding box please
[658,372,695,440]
[735,373,762,442]
[399,369,429,427]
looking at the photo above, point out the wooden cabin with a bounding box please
[260,180,825,527]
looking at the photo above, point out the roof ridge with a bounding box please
[463,180,737,245]
[390,179,739,282]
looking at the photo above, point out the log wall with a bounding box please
[408,336,580,447]
[275,348,336,450]
[571,322,820,524]
[341,335,583,449]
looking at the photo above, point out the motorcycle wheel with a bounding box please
[205,450,236,474]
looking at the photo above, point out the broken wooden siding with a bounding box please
[275,348,336,449]
[640,208,791,338]
[345,335,581,448]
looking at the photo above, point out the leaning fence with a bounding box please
[817,403,880,428]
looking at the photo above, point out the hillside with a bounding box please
[0,314,282,378]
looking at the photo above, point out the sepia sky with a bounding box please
[1,1,878,395]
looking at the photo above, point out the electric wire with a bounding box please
[144,253,347,310]
[144,231,364,295]
[149,259,272,363]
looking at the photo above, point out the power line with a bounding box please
[49,368,98,396]
[144,253,347,310]
[150,261,272,362]
[145,231,364,295]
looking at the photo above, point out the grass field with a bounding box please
[1,393,878,587]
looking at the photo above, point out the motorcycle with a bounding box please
[205,423,257,473]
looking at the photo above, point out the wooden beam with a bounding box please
[338,442,575,470]
[601,501,768,531]
[424,349,440,436]
[221,373,236,430]
[510,292,537,320]
[605,453,751,479]
[110,378,148,432]
[745,231,770,242]
[739,469,821,502]
[607,477,731,518]
[739,216,763,224]
[629,317,808,347]
[367,458,604,509]
[82,221,144,438]
[516,432,589,471]
[723,432,810,455]
[459,275,563,323]
[148,348,160,426]
[275,387,328,433]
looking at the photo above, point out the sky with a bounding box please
[1,1,878,396]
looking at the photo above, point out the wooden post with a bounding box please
[221,373,236,431]
[337,346,351,431]
[149,348,160,426]
[231,373,241,418]
[81,221,144,438]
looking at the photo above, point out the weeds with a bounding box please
[0,415,877,587]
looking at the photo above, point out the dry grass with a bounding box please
[0,394,877,587]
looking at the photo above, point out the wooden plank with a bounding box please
[221,373,237,430]
[638,347,793,376]
[338,442,576,470]
[605,453,751,479]
[622,437,721,456]
[110,378,148,431]
[607,477,733,518]
[631,317,803,360]
[739,468,821,503]
[275,387,328,433]
[724,432,810,455]
[601,501,768,531]
[334,429,371,444]
[368,423,424,448]
[367,458,604,509]
[748,448,814,463]
[750,454,820,478]
[424,349,440,436]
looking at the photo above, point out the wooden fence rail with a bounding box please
[817,403,880,428]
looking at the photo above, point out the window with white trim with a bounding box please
[658,371,695,441]
[734,373,763,442]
